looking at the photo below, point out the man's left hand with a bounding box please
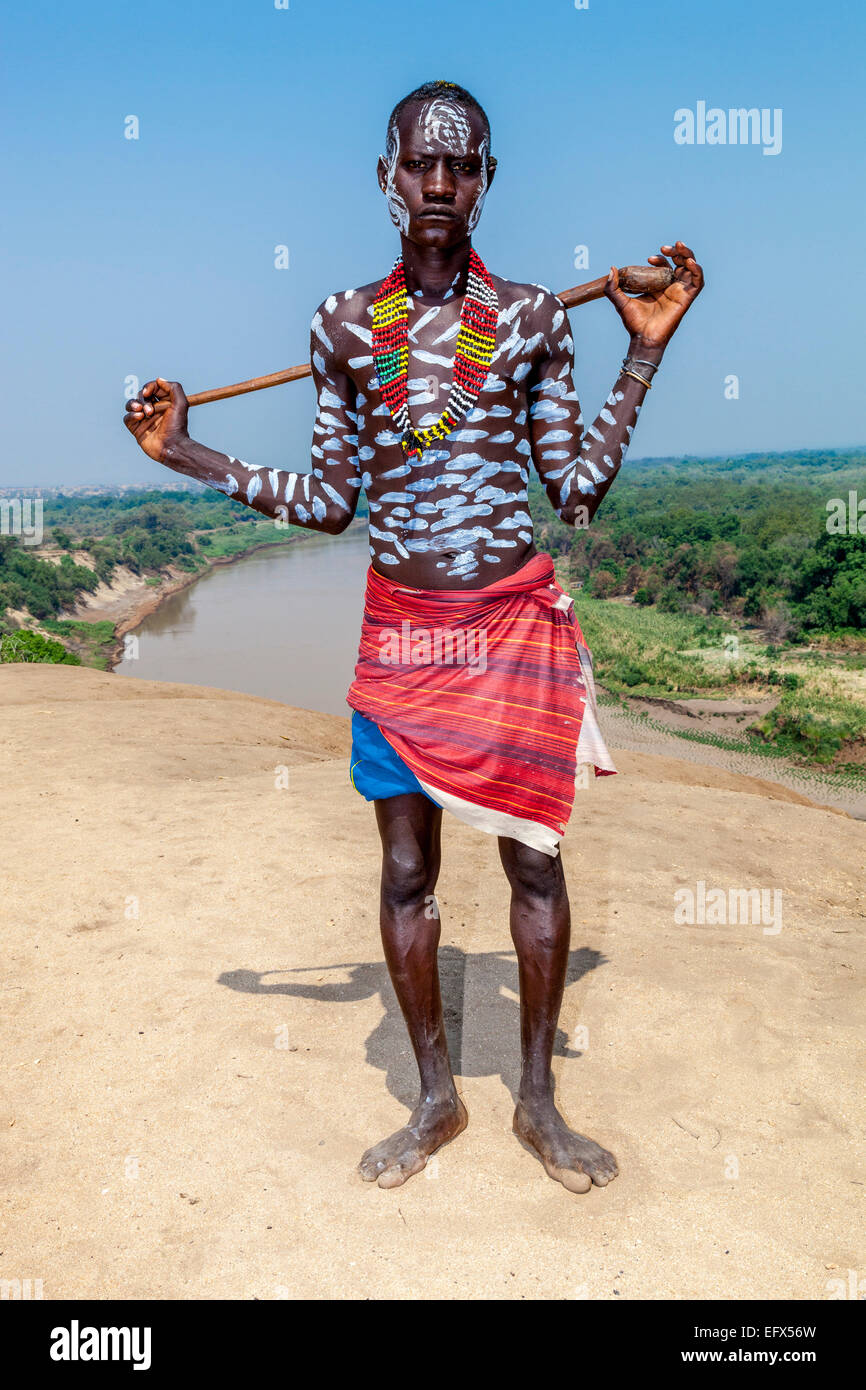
[605,241,704,350]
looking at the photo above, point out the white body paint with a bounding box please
[195,259,649,584]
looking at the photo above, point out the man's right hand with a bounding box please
[123,378,189,462]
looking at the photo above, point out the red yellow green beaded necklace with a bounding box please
[372,248,499,459]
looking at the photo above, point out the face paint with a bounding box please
[417,98,471,155]
[383,126,410,234]
[386,100,490,243]
[467,136,490,233]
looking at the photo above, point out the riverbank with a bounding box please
[0,521,851,815]
[1,663,862,1299]
[96,531,866,815]
[60,524,321,668]
[564,586,866,813]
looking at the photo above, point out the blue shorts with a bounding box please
[349,710,440,805]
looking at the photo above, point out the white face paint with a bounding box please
[467,136,490,233]
[417,98,471,155]
[418,101,489,233]
[383,126,410,234]
[384,100,489,241]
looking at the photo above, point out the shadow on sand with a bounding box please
[219,945,608,1107]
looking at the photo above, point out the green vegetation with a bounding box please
[0,536,100,621]
[1,453,863,778]
[0,628,80,664]
[41,618,117,670]
[534,447,865,776]
[750,688,866,767]
[194,520,307,560]
[533,447,866,639]
[565,588,865,775]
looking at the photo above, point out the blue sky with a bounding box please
[2,0,863,487]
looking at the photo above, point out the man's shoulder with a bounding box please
[489,274,564,326]
[310,280,384,374]
[312,279,382,329]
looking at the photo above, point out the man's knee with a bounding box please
[381,836,438,909]
[500,839,565,901]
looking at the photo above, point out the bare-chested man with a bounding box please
[124,80,703,1194]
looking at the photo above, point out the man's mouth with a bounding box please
[418,209,458,220]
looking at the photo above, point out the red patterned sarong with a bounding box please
[346,553,615,855]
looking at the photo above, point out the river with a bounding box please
[116,529,371,716]
[115,528,864,816]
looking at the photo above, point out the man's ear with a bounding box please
[376,155,389,195]
[486,156,498,188]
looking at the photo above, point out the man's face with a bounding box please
[377,98,495,247]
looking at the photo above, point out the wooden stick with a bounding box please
[185,264,673,407]
[188,362,312,407]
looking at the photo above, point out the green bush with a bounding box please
[0,629,80,664]
[658,585,686,614]
[610,660,647,687]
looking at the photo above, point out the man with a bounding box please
[124,80,703,1194]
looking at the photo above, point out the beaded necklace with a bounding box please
[371,248,499,459]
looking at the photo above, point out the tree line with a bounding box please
[532,449,865,638]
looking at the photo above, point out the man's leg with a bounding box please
[358,793,467,1187]
[498,837,619,1194]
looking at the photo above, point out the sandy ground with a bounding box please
[601,701,866,819]
[1,665,863,1300]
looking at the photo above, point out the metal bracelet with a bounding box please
[622,366,653,390]
[622,354,659,383]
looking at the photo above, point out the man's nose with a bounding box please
[422,159,456,200]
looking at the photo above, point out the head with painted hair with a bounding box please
[377,80,496,246]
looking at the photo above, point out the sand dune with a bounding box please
[1,665,863,1299]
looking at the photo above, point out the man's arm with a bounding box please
[528,242,703,526]
[527,295,662,526]
[123,305,362,535]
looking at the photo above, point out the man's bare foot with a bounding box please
[513,1097,618,1194]
[359,1092,468,1188]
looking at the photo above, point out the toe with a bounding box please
[596,1151,619,1180]
[379,1150,427,1188]
[554,1165,592,1195]
[358,1148,387,1180]
[583,1148,618,1185]
[378,1160,413,1189]
[377,1167,405,1189]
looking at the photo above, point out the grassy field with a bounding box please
[566,582,866,776]
[39,619,118,670]
[193,518,309,559]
